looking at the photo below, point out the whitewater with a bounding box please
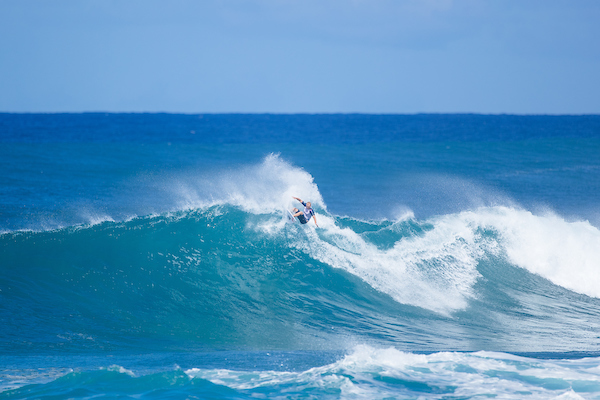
[1,113,600,399]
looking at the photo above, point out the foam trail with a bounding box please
[304,216,482,314]
[259,204,600,314]
[258,210,484,315]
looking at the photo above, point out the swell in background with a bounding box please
[2,113,600,231]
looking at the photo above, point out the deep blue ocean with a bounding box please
[1,113,600,399]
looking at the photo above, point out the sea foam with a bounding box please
[452,207,600,299]
[185,345,600,399]
[166,154,324,215]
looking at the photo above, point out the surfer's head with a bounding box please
[306,202,311,208]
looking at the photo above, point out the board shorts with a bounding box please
[297,214,308,224]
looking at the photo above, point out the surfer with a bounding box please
[292,196,318,227]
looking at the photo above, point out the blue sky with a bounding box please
[1,0,599,113]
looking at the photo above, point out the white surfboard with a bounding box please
[285,210,296,224]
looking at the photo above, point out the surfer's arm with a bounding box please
[292,196,303,203]
[313,214,318,227]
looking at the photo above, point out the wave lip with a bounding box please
[455,206,600,299]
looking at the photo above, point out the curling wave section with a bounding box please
[2,204,600,354]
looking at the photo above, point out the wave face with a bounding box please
[3,163,600,355]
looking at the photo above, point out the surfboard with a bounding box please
[285,210,296,224]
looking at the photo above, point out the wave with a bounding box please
[2,156,600,353]
[3,346,599,399]
[2,197,600,353]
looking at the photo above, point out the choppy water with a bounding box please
[1,113,600,399]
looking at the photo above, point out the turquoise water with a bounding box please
[1,114,600,398]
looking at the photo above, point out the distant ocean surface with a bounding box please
[1,113,600,399]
